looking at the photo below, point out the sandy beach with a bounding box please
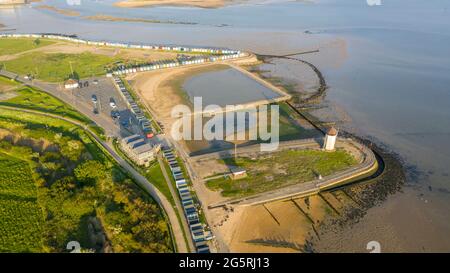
[114,0,233,9]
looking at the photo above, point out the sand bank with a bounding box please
[35,5,80,17]
[83,14,196,25]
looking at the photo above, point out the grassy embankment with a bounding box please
[206,149,358,198]
[0,108,173,252]
[0,38,55,56]
[0,75,20,92]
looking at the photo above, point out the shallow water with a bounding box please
[1,0,450,251]
[183,68,282,106]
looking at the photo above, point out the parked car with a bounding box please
[91,94,97,103]
[111,110,120,119]
[109,98,117,108]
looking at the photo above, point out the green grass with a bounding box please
[0,152,44,252]
[0,110,173,252]
[206,149,358,198]
[0,38,54,56]
[4,51,120,82]
[146,162,173,204]
[0,86,91,123]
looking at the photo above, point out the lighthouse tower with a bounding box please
[323,127,338,151]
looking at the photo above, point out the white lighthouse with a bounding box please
[323,127,338,151]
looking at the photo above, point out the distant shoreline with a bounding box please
[114,0,232,9]
[33,4,197,25]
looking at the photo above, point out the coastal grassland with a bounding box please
[0,86,91,123]
[3,51,119,82]
[206,149,358,198]
[0,152,44,252]
[0,109,173,252]
[0,38,54,56]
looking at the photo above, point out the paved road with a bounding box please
[0,98,190,252]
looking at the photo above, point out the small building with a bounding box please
[230,166,247,180]
[120,134,160,166]
[323,127,338,151]
[64,79,79,90]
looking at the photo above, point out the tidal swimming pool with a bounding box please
[182,67,283,107]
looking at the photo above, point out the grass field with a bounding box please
[3,51,119,82]
[0,86,91,123]
[206,149,358,198]
[0,38,54,56]
[0,152,44,252]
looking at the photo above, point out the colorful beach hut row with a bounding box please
[112,76,154,138]
[0,33,242,55]
[162,147,210,253]
[109,52,245,76]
